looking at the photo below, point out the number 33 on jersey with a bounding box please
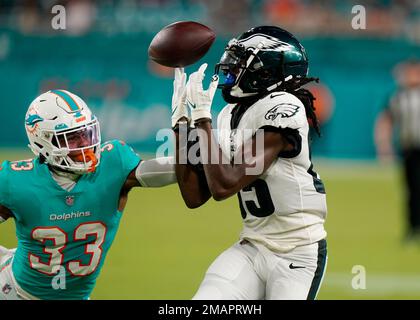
[0,140,140,300]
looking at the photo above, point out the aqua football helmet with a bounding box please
[25,90,101,174]
[215,26,309,103]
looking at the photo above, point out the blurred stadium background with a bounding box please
[0,0,420,299]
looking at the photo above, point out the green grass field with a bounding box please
[1,150,419,300]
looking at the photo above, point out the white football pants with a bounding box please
[0,246,35,300]
[193,239,327,300]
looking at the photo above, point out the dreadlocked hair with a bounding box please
[278,77,321,137]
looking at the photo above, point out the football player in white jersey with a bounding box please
[172,26,328,300]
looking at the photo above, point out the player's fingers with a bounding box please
[188,71,197,83]
[190,63,207,84]
[180,86,187,102]
[174,68,182,80]
[185,79,193,103]
[180,76,187,98]
[174,69,183,93]
[207,74,219,99]
[178,94,187,113]
[197,63,208,82]
[181,72,187,87]
[189,72,203,92]
[179,91,188,112]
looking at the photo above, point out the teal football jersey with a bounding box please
[0,140,140,300]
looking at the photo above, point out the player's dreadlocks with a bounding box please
[280,77,321,137]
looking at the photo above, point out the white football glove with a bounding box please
[171,68,189,128]
[186,63,219,123]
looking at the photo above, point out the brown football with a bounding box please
[148,21,216,68]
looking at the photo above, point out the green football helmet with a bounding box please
[215,26,309,103]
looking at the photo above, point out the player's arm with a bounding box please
[195,121,292,200]
[185,63,294,201]
[173,125,211,208]
[123,157,176,190]
[374,108,394,162]
[118,157,176,212]
[0,164,12,222]
[121,148,210,208]
[172,68,211,208]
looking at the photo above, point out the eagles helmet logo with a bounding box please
[237,33,294,52]
[265,103,300,121]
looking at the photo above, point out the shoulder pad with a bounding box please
[249,92,307,131]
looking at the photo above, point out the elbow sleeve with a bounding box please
[135,157,176,187]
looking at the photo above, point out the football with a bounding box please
[148,21,216,68]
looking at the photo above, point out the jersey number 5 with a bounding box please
[238,179,275,219]
[29,222,106,276]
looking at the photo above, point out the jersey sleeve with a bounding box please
[251,92,307,132]
[114,140,142,178]
[0,161,11,209]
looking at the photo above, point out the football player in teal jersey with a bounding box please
[0,89,176,300]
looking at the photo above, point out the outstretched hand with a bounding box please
[186,63,219,123]
[171,67,189,128]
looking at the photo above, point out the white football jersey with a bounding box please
[217,91,327,253]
